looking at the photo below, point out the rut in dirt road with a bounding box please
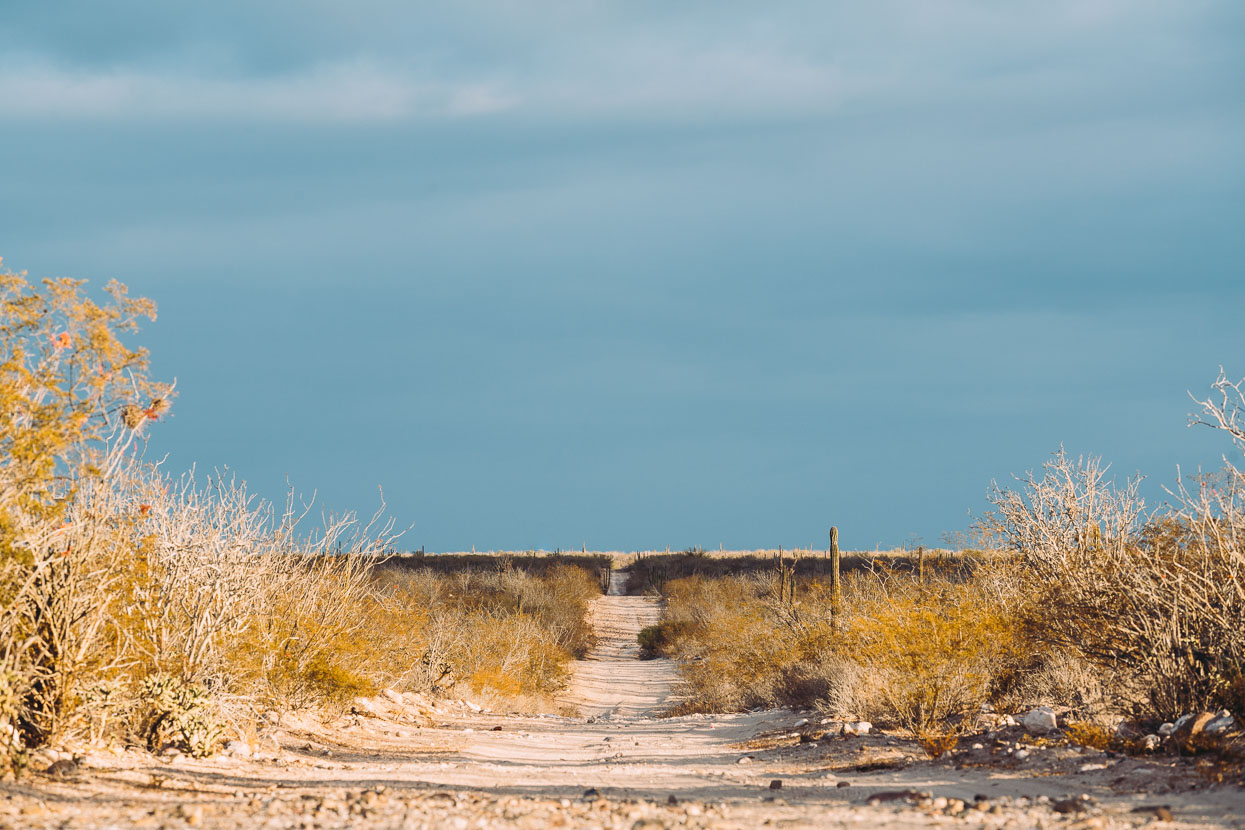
[559,569,680,718]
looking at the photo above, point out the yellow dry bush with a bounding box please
[662,574,841,712]
[919,732,959,759]
[353,562,599,706]
[470,668,522,698]
[1065,721,1113,751]
[842,579,1021,736]
[296,658,378,709]
[0,262,170,767]
[658,560,1033,732]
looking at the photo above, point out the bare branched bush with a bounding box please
[0,262,170,770]
[111,467,398,729]
[988,386,1245,719]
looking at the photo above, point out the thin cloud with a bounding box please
[0,60,516,123]
[0,44,865,126]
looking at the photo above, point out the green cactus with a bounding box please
[829,526,842,615]
[138,675,223,758]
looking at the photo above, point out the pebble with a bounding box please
[177,804,204,825]
[1022,706,1057,735]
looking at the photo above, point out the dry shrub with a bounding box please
[105,468,396,721]
[637,621,697,660]
[660,574,824,712]
[919,732,959,759]
[997,650,1131,722]
[988,435,1245,720]
[1065,721,1113,751]
[0,265,170,770]
[658,563,1028,731]
[361,562,600,705]
[0,458,405,751]
[841,571,1021,735]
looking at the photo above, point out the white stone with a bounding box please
[1143,734,1162,751]
[30,748,66,766]
[842,721,872,736]
[351,697,383,717]
[1014,749,1030,760]
[224,741,251,758]
[1022,706,1058,735]
[1203,714,1236,736]
[1157,722,1175,736]
[794,718,809,728]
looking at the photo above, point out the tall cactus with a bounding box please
[829,526,842,615]
[776,548,786,606]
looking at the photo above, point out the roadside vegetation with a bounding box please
[0,262,604,775]
[2,257,1240,778]
[644,376,1245,749]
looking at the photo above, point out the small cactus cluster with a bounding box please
[138,675,223,758]
[0,670,29,774]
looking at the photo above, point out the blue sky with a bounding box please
[2,1,1242,551]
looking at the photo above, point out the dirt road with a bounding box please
[3,572,1241,828]
[559,567,680,718]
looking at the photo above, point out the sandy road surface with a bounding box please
[2,572,1242,828]
[558,568,680,718]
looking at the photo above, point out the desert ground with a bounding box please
[2,571,1241,830]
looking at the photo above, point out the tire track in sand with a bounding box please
[559,570,681,718]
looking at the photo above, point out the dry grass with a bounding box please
[655,556,1032,733]
[2,455,605,767]
[363,561,600,703]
